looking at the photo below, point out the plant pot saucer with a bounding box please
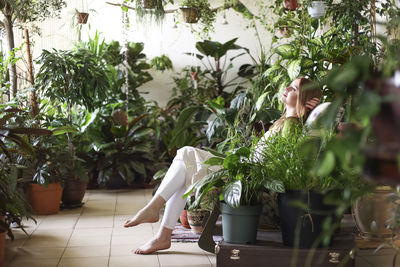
[60,202,84,209]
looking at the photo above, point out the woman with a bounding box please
[124,77,322,254]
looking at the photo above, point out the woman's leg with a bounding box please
[134,186,187,254]
[124,159,186,228]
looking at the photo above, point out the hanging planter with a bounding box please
[77,11,89,24]
[142,0,157,9]
[307,1,327,18]
[284,0,298,11]
[180,7,200,23]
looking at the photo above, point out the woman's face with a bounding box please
[280,79,300,108]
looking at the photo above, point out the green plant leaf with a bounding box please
[223,180,242,208]
[264,180,285,193]
[317,151,335,177]
[287,59,302,80]
[275,44,295,59]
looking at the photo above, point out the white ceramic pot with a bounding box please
[307,1,327,18]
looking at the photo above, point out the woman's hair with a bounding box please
[271,77,322,132]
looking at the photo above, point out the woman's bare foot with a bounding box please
[133,237,171,254]
[124,207,160,228]
[124,195,166,228]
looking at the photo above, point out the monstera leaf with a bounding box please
[223,180,242,208]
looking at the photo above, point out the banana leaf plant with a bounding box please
[186,37,251,100]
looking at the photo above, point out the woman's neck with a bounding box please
[285,106,298,118]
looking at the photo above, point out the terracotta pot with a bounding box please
[280,27,290,37]
[187,209,209,234]
[77,12,89,24]
[62,177,87,207]
[352,186,396,240]
[0,229,6,267]
[28,183,62,215]
[179,210,191,229]
[284,0,298,10]
[180,7,200,24]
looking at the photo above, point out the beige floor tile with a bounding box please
[109,255,160,267]
[111,235,150,246]
[70,227,113,237]
[112,224,153,236]
[58,256,109,267]
[63,246,110,258]
[36,216,79,230]
[23,229,72,247]
[158,252,212,267]
[5,236,26,248]
[75,216,114,228]
[68,235,111,247]
[207,254,216,267]
[13,246,65,259]
[4,245,18,264]
[7,258,59,267]
[58,208,83,215]
[110,245,143,256]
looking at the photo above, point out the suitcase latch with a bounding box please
[215,242,220,254]
[230,249,240,260]
[329,252,340,263]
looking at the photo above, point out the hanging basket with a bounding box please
[307,1,327,18]
[77,12,89,24]
[180,7,200,24]
[284,0,298,11]
[142,0,157,9]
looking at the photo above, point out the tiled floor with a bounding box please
[4,189,216,267]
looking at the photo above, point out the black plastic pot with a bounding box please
[62,176,87,208]
[277,190,337,248]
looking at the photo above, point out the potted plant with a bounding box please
[85,111,157,189]
[179,0,216,38]
[307,1,327,18]
[76,10,89,24]
[258,125,371,248]
[36,46,109,200]
[185,144,265,244]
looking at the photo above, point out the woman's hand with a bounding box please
[306,97,320,111]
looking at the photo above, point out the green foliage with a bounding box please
[0,164,34,240]
[1,0,66,24]
[189,38,249,98]
[122,0,173,25]
[179,0,216,39]
[36,48,109,112]
[184,138,266,208]
[150,54,173,72]
[85,112,157,186]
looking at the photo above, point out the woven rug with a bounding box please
[171,223,223,243]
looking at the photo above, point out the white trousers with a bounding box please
[156,146,215,229]
[156,159,187,229]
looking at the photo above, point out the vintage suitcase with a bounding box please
[216,230,355,267]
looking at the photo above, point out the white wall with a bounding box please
[15,0,274,106]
